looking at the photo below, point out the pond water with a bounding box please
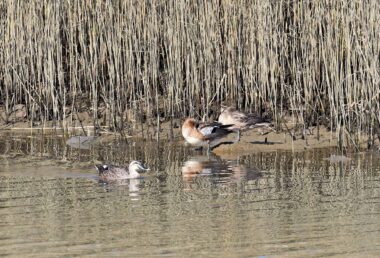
[0,134,379,257]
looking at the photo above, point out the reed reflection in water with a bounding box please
[0,135,379,257]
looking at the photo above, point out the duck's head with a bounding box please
[183,118,197,129]
[95,164,110,174]
[220,104,228,113]
[129,160,150,173]
[223,106,236,114]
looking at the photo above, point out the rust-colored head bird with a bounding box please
[181,118,237,153]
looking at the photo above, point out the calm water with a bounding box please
[0,134,379,257]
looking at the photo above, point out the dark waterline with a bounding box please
[0,135,379,257]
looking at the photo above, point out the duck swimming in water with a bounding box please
[95,160,150,181]
[218,106,272,141]
[182,117,237,153]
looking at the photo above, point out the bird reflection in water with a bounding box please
[181,155,262,189]
[98,178,144,200]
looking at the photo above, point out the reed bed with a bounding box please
[1,0,379,146]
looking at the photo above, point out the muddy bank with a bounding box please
[212,126,373,159]
[1,113,378,159]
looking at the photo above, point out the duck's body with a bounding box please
[182,118,236,152]
[95,160,149,181]
[218,106,272,140]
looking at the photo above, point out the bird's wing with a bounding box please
[245,114,270,126]
[204,127,234,141]
[199,121,234,130]
[199,125,214,136]
[231,111,248,123]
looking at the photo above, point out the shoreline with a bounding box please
[1,119,377,158]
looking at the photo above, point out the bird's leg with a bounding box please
[233,130,240,143]
[207,140,211,156]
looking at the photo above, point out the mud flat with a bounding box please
[1,116,378,160]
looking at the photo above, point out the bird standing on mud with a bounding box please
[95,160,150,182]
[218,106,272,141]
[181,117,237,153]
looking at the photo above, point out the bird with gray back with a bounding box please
[95,160,150,181]
[218,106,272,141]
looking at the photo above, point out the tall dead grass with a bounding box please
[1,0,379,146]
